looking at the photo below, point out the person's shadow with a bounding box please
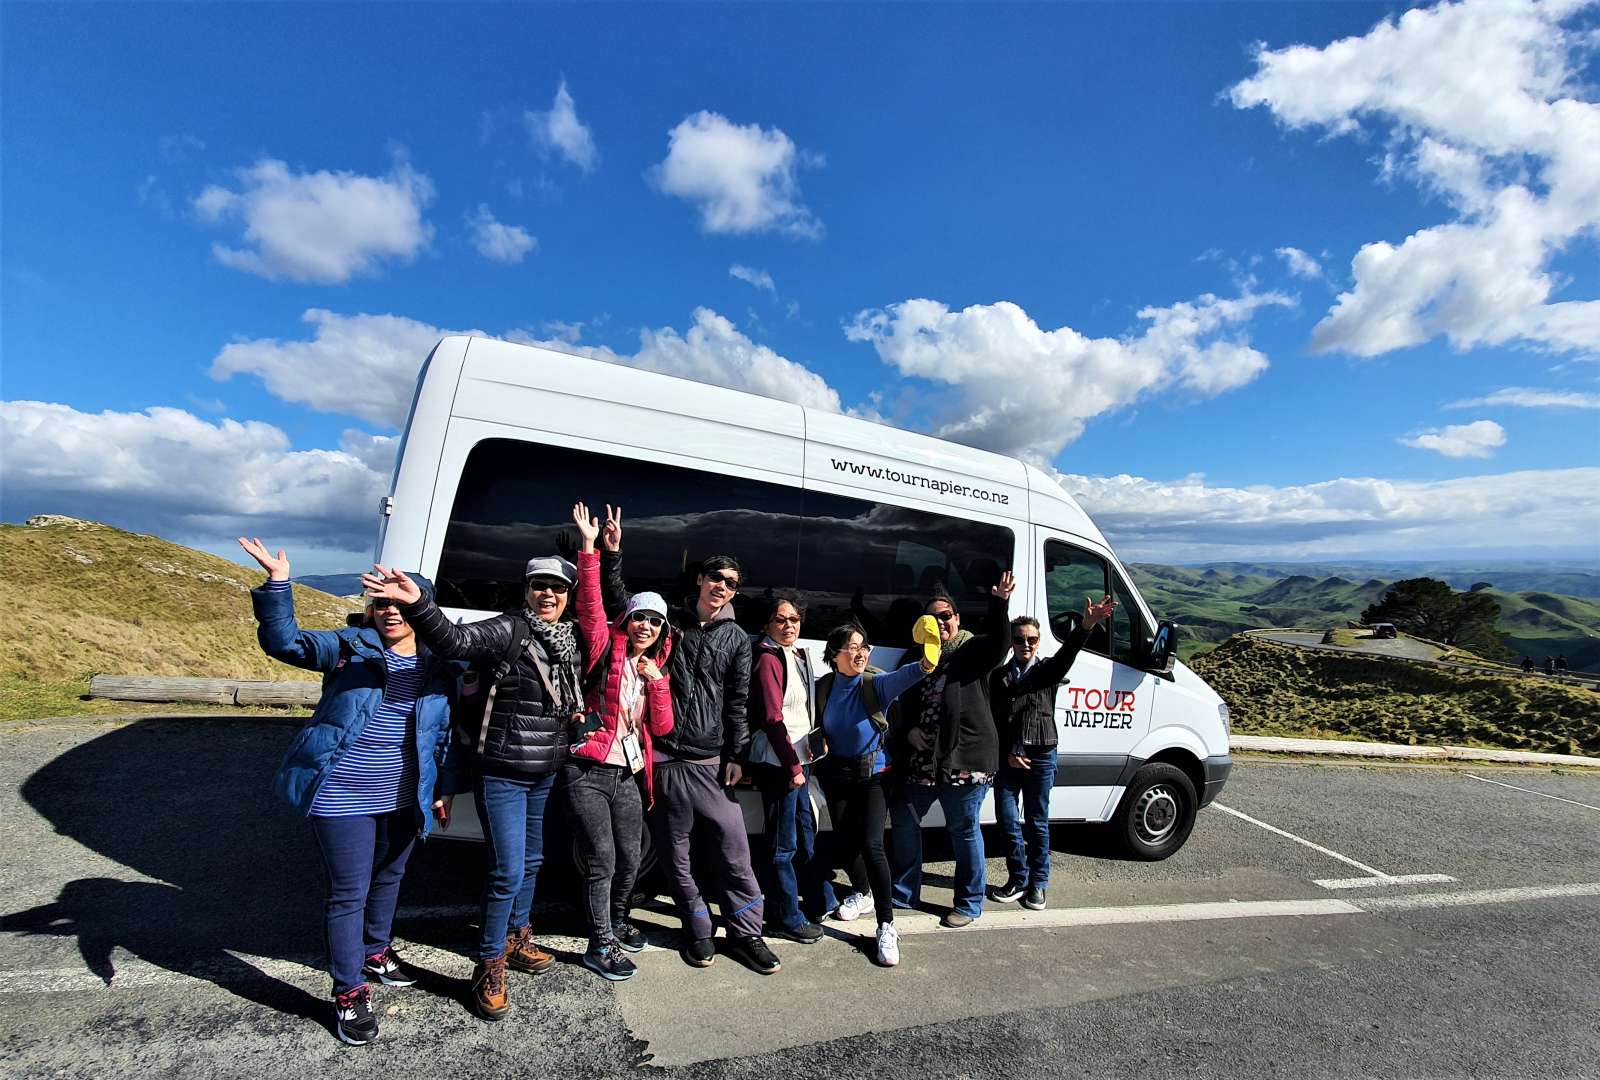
[2,717,491,1027]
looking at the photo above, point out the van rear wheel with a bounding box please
[1112,763,1196,861]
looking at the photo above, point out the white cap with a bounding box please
[624,592,669,619]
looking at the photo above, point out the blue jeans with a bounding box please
[309,809,417,994]
[889,782,990,918]
[474,772,557,960]
[754,764,838,928]
[994,746,1057,888]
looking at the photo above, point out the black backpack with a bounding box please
[454,612,535,755]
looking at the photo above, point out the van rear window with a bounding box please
[435,438,1014,646]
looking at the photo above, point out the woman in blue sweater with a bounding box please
[814,618,939,967]
[240,537,458,1047]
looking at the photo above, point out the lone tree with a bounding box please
[1361,578,1506,656]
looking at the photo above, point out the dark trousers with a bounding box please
[994,746,1057,888]
[474,772,557,960]
[649,760,764,940]
[819,770,894,924]
[562,761,643,944]
[753,763,838,930]
[309,809,417,994]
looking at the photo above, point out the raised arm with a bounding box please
[1013,595,1114,694]
[572,503,610,672]
[363,565,515,662]
[239,537,343,672]
[971,573,1017,671]
[599,504,627,620]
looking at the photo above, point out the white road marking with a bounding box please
[1210,802,1392,878]
[1314,874,1457,890]
[1358,882,1600,911]
[1464,773,1600,812]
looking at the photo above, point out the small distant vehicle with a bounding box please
[374,336,1233,861]
[1371,623,1398,639]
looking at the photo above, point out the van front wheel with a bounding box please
[1112,763,1196,861]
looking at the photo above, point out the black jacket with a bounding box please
[896,593,1011,776]
[990,624,1089,757]
[402,599,583,778]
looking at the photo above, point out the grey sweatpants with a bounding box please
[648,760,764,940]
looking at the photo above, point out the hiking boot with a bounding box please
[831,891,873,922]
[1022,886,1047,911]
[504,924,554,974]
[334,984,378,1045]
[582,939,638,982]
[682,936,716,968]
[726,935,781,975]
[470,956,510,1021]
[612,921,647,954]
[362,946,417,987]
[940,909,976,929]
[772,921,824,944]
[987,878,1026,904]
[875,921,900,967]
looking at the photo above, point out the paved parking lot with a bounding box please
[2,715,1598,1078]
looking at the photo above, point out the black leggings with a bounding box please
[821,771,894,924]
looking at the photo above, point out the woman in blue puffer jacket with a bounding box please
[240,537,459,1048]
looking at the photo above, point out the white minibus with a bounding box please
[375,336,1231,863]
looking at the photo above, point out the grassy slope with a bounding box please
[1191,635,1600,756]
[0,521,358,719]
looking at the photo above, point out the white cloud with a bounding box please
[526,80,597,172]
[1448,386,1600,409]
[1230,0,1600,358]
[467,204,536,263]
[845,291,1289,461]
[193,157,435,284]
[730,264,775,292]
[1056,466,1600,561]
[653,111,822,238]
[210,309,482,427]
[1275,246,1323,279]
[1400,419,1507,458]
[518,307,842,411]
[0,401,388,553]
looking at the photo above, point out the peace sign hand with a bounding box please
[601,504,622,552]
[237,537,290,582]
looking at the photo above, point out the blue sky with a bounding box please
[3,1,1598,571]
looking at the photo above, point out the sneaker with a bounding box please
[504,925,555,974]
[682,936,716,968]
[582,939,638,982]
[940,910,976,929]
[726,935,781,975]
[612,921,647,954]
[875,921,900,967]
[831,891,873,922]
[772,921,824,944]
[469,956,510,1021]
[362,946,417,987]
[987,878,1026,904]
[334,984,378,1045]
[1022,886,1047,911]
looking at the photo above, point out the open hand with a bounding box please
[572,502,600,551]
[1082,594,1116,631]
[237,537,290,582]
[991,570,1016,600]
[362,565,422,605]
[601,504,622,552]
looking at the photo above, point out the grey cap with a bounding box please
[523,555,577,584]
[624,591,669,619]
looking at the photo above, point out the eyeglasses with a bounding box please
[770,614,801,626]
[704,572,741,591]
[526,578,570,594]
[931,610,957,622]
[836,642,871,656]
[629,612,665,628]
[1012,635,1040,646]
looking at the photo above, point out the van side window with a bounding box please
[1107,568,1150,666]
[1043,541,1112,657]
[435,438,1015,646]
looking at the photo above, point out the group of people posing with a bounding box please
[241,502,1113,1046]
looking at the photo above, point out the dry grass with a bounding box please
[0,521,358,720]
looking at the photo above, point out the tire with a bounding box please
[1111,762,1197,861]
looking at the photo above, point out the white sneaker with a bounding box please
[832,892,873,922]
[875,921,900,967]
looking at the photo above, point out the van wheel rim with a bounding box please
[1134,785,1180,844]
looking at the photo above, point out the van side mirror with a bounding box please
[1148,620,1178,674]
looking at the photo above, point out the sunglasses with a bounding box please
[1013,635,1040,646]
[526,578,570,594]
[931,610,957,622]
[770,614,801,626]
[629,612,665,628]
[370,598,397,610]
[704,572,741,591]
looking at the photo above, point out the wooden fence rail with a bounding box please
[88,675,321,707]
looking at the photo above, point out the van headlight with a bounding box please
[1218,701,1231,736]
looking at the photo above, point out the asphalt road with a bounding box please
[3,714,1598,1079]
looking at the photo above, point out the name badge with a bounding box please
[620,731,645,774]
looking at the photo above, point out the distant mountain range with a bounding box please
[1174,562,1600,599]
